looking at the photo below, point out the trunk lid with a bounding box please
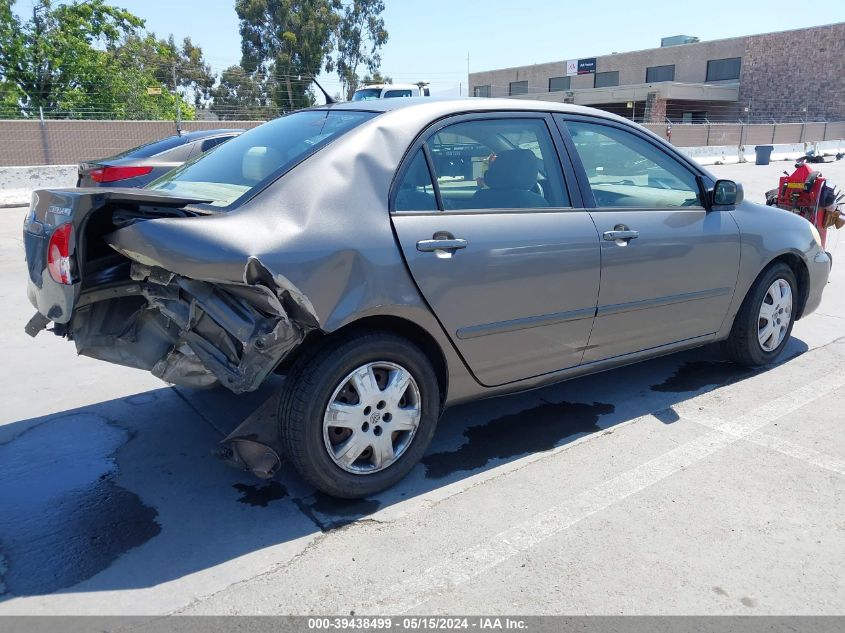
[23,187,211,326]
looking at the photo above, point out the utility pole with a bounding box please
[467,52,470,94]
[172,63,182,135]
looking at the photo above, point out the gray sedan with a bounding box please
[23,98,831,498]
[76,128,243,188]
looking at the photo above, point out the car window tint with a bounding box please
[200,136,230,153]
[155,142,196,162]
[565,121,702,208]
[200,137,225,153]
[394,150,437,212]
[104,135,184,160]
[426,118,568,211]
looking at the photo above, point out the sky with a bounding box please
[15,0,845,100]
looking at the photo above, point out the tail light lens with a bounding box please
[47,223,74,285]
[89,165,153,183]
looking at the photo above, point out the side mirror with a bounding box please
[711,179,743,208]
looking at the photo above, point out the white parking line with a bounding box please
[684,415,845,477]
[364,369,845,614]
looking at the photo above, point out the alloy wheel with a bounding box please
[757,278,793,352]
[322,361,422,474]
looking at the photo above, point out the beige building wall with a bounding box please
[469,22,844,123]
[470,35,748,98]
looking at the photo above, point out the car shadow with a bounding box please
[0,337,808,600]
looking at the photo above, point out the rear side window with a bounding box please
[424,118,569,211]
[155,142,196,162]
[149,110,377,208]
[384,89,413,98]
[394,150,437,212]
[105,135,184,160]
[200,136,231,153]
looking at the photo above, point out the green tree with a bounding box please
[166,35,216,108]
[235,0,341,111]
[0,0,213,120]
[332,0,388,100]
[0,0,143,115]
[361,70,392,85]
[106,33,200,120]
[210,64,277,120]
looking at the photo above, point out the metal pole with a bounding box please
[38,106,52,165]
[172,63,182,135]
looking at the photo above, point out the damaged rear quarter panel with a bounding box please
[105,106,479,403]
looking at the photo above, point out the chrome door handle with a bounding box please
[602,229,639,241]
[416,238,468,252]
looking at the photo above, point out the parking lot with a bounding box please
[0,158,843,615]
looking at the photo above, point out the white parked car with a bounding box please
[352,83,430,101]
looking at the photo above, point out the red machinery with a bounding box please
[766,160,843,249]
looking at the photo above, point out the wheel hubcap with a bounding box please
[757,278,793,352]
[323,361,421,474]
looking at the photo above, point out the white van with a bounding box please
[351,83,430,101]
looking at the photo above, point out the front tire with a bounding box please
[722,262,797,366]
[278,331,440,499]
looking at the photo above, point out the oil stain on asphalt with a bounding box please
[233,481,288,507]
[0,413,160,598]
[651,361,757,393]
[422,401,615,479]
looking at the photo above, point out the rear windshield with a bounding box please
[148,110,377,208]
[106,135,185,160]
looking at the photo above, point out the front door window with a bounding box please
[565,121,702,208]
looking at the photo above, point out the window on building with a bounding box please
[646,64,675,83]
[509,80,529,96]
[594,71,619,88]
[548,76,570,92]
[706,57,741,82]
[473,85,491,98]
[681,111,708,124]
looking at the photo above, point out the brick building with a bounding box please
[468,23,845,124]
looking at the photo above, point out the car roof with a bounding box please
[316,96,630,123]
[319,96,580,113]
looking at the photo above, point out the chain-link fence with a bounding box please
[2,117,843,168]
[0,120,265,167]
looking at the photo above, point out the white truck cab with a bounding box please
[351,83,430,101]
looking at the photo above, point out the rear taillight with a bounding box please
[47,223,74,285]
[89,165,153,183]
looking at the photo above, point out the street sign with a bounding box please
[146,87,162,96]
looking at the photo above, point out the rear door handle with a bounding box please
[602,229,639,242]
[416,238,468,252]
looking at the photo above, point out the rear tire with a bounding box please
[278,331,440,499]
[722,262,797,366]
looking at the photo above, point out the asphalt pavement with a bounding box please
[0,157,842,615]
